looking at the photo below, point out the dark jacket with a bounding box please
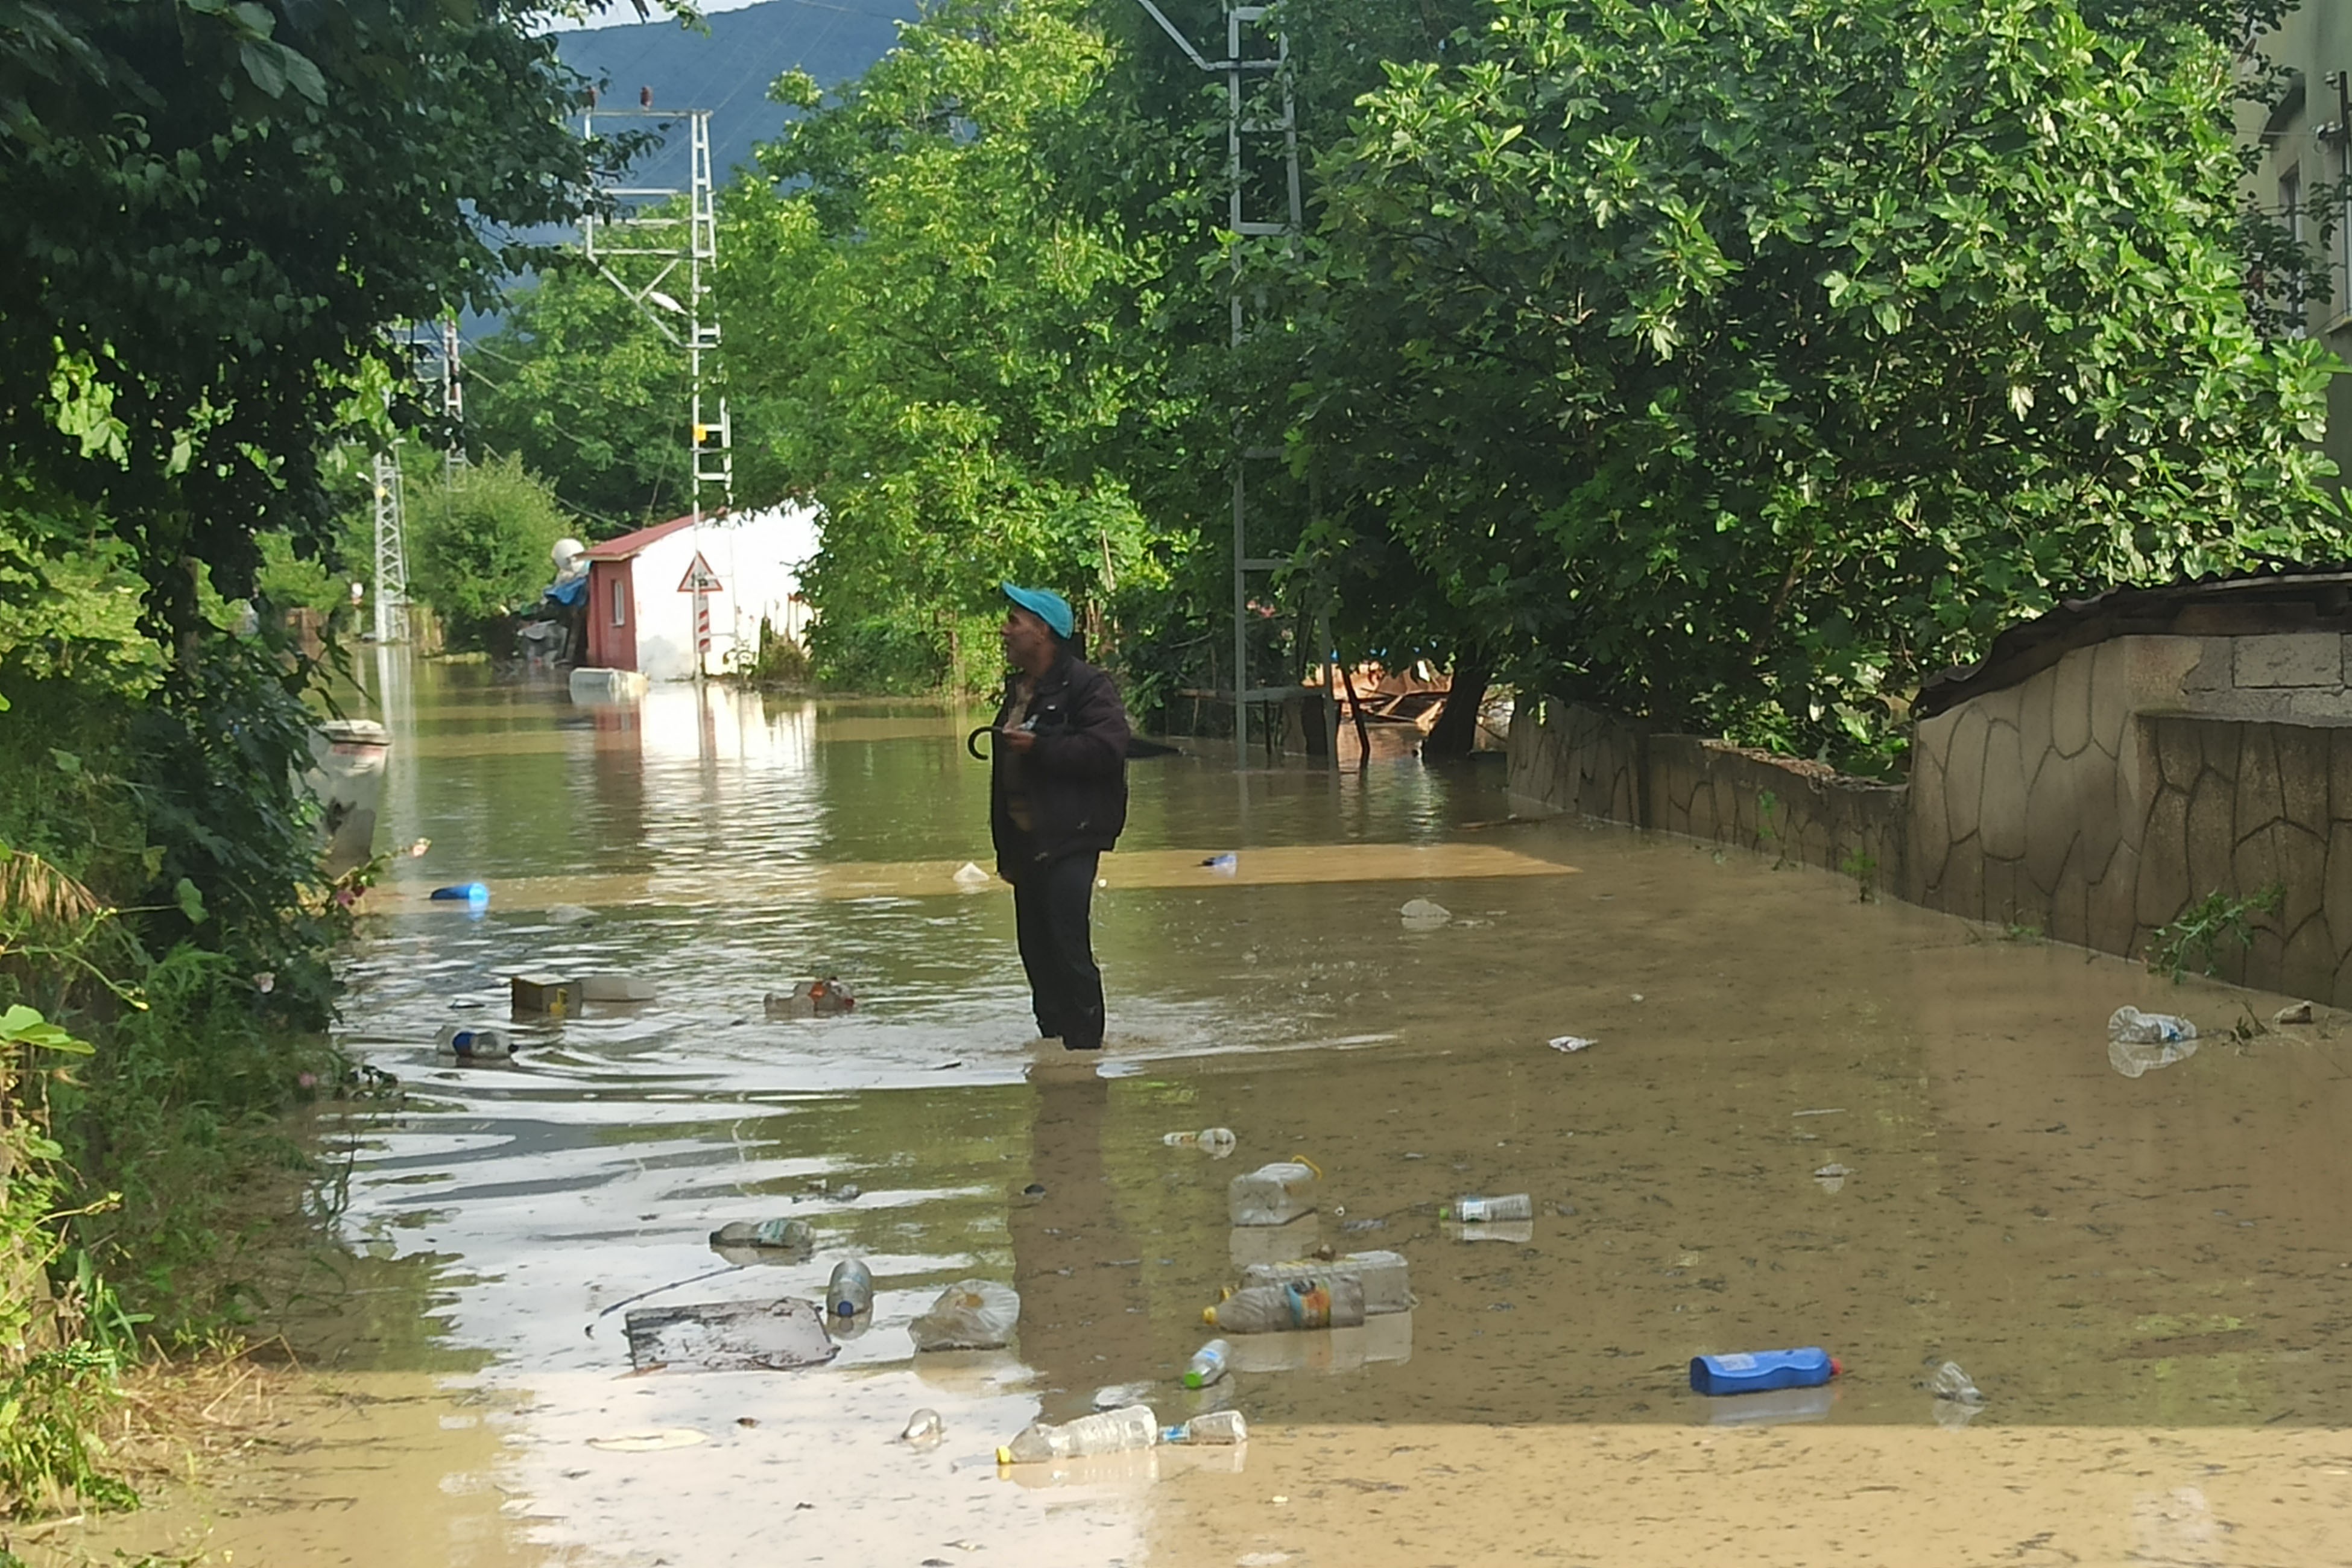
[990,652,1130,877]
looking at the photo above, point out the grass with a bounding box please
[2145,885,2286,982]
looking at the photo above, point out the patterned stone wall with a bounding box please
[1510,644,2352,1004]
[1506,700,1905,885]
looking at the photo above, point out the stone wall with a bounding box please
[1506,699,1905,887]
[1511,643,2352,1004]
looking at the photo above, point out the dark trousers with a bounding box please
[1013,852,1104,1049]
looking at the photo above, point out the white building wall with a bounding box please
[625,505,820,681]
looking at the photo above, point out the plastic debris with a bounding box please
[434,1024,513,1061]
[765,978,857,1017]
[827,1259,874,1318]
[546,903,596,925]
[1092,1382,1154,1411]
[2274,1001,2314,1026]
[999,1405,1156,1464]
[1547,1035,1596,1052]
[1241,1250,1412,1314]
[1163,1411,1248,1445]
[708,1218,816,1254]
[1813,1163,1851,1193]
[952,862,992,887]
[1229,1161,1320,1227]
[622,1298,838,1373]
[580,973,654,1002]
[902,1408,944,1445]
[1442,1193,1532,1223]
[1931,1360,1985,1405]
[2108,1006,2196,1046]
[587,1428,707,1452]
[1202,853,1239,876]
[1689,1348,1840,1396]
[2108,1023,2198,1079]
[429,882,490,905]
[909,1280,1020,1351]
[1399,897,1451,929]
[1204,1274,1366,1332]
[1163,1127,1238,1155]
[1184,1339,1230,1389]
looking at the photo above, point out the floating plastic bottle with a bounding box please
[2108,1007,2196,1046]
[1162,1411,1248,1445]
[1184,1339,1231,1389]
[2107,1008,2199,1078]
[909,1280,1020,1351]
[1689,1347,1841,1396]
[902,1408,944,1444]
[1241,1250,1412,1315]
[429,882,491,906]
[1228,1161,1320,1227]
[1163,1128,1239,1155]
[1931,1361,1985,1405]
[997,1404,1157,1464]
[707,1217,816,1252]
[1441,1193,1532,1222]
[1203,1275,1367,1333]
[433,1024,513,1060]
[827,1259,874,1318]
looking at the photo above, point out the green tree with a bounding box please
[0,0,657,647]
[468,258,692,531]
[407,454,576,650]
[724,0,1180,690]
[1289,0,2347,765]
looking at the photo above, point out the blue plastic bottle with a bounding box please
[1689,1347,1841,1396]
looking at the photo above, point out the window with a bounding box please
[611,575,628,627]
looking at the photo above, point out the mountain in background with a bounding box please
[555,0,917,192]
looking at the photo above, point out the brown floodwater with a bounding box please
[33,653,2352,1566]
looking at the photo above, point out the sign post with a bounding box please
[678,551,721,674]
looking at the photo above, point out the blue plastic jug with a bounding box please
[1689,1347,1841,1396]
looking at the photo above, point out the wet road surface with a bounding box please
[40,655,2352,1566]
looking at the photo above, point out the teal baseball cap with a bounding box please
[1001,581,1074,639]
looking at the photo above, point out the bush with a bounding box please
[405,454,575,650]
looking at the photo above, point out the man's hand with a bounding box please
[997,726,1037,753]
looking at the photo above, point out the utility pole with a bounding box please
[579,102,732,528]
[371,449,409,645]
[1132,2,1323,761]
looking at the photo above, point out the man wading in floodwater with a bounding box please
[990,583,1130,1051]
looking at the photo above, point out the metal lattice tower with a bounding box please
[1135,2,1310,756]
[580,105,732,524]
[371,449,410,644]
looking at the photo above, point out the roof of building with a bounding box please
[583,513,702,561]
[1914,566,2352,721]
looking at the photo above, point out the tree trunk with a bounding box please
[1423,654,1493,759]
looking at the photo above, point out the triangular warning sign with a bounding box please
[677,552,722,593]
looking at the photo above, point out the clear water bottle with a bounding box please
[1163,1128,1239,1155]
[997,1403,1158,1464]
[1931,1361,1985,1405]
[902,1408,944,1444]
[1441,1193,1532,1222]
[1203,1275,1367,1333]
[2107,1007,2196,1046]
[1163,1410,1248,1444]
[1242,1250,1412,1314]
[1184,1338,1231,1389]
[826,1259,873,1317]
